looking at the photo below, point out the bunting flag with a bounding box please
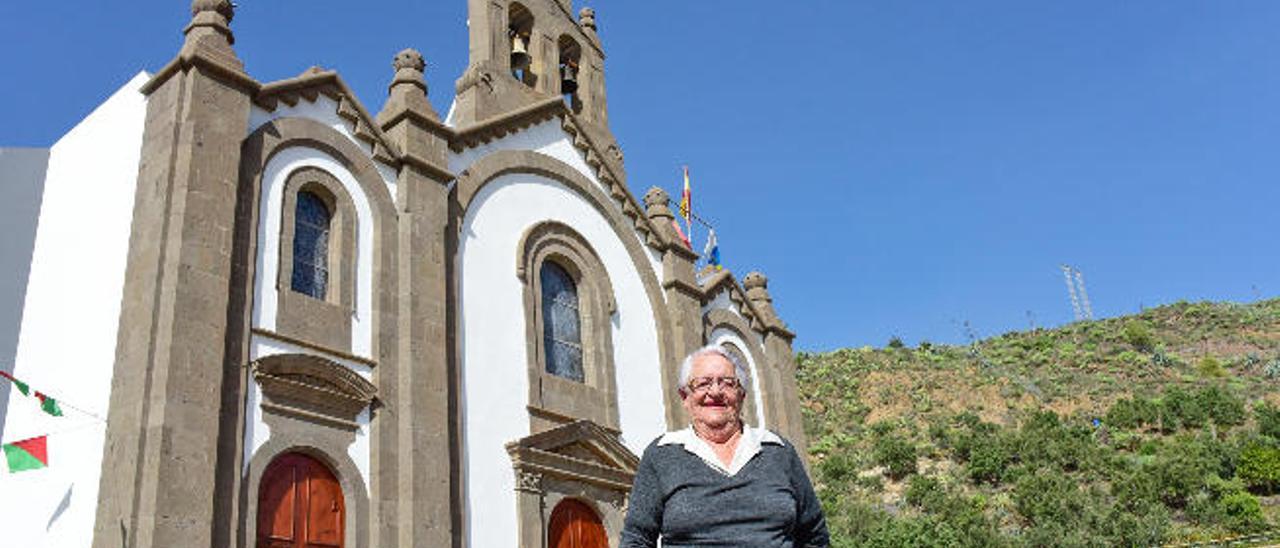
[703,228,721,270]
[3,436,48,473]
[0,370,29,396]
[35,392,63,417]
[0,371,63,416]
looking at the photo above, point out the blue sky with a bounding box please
[3,1,1278,351]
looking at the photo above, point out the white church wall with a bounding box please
[252,146,377,359]
[702,287,739,316]
[248,101,398,205]
[0,71,149,547]
[449,119,665,284]
[457,173,667,548]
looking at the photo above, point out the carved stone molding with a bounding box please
[251,353,377,429]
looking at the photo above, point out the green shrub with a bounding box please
[1013,472,1086,526]
[874,434,917,479]
[1099,502,1170,547]
[1160,387,1207,431]
[1237,442,1280,495]
[1256,402,1280,440]
[905,475,947,509]
[1196,385,1245,426]
[1217,490,1269,533]
[818,451,859,484]
[1197,356,1226,378]
[887,336,905,349]
[1106,397,1158,429]
[967,441,1008,485]
[1122,320,1155,352]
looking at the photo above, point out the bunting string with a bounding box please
[0,370,106,424]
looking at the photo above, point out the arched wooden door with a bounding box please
[257,452,345,548]
[548,499,608,548]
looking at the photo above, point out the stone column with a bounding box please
[743,272,809,456]
[376,49,458,547]
[644,187,702,428]
[93,1,257,546]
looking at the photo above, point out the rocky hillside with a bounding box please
[797,299,1280,546]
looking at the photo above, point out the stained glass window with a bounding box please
[540,262,583,382]
[291,191,331,300]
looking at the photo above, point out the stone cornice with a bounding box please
[254,70,402,167]
[141,48,260,96]
[699,269,795,341]
[448,96,566,152]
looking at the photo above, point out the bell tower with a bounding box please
[453,0,612,136]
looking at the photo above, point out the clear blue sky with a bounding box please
[3,1,1278,351]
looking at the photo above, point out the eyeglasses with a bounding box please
[686,376,741,394]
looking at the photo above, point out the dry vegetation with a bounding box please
[797,299,1280,546]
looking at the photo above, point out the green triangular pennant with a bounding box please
[3,436,48,473]
[36,393,62,417]
[0,371,27,396]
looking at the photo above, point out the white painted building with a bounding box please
[0,1,808,547]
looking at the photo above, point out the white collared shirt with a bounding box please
[656,426,784,476]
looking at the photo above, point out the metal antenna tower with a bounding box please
[1061,265,1084,321]
[1073,267,1094,320]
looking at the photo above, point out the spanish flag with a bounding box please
[679,166,691,225]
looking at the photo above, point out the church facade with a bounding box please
[0,1,808,546]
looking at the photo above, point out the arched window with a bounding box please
[291,190,331,299]
[520,222,618,430]
[540,261,584,382]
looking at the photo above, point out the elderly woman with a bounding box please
[620,345,829,547]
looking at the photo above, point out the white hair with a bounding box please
[677,344,751,395]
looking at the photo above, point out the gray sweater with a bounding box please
[619,434,830,547]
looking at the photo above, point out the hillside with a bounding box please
[796,299,1280,546]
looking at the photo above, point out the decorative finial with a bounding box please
[393,48,426,73]
[378,47,438,124]
[644,187,673,220]
[742,272,768,291]
[191,0,234,22]
[578,7,597,33]
[183,0,238,52]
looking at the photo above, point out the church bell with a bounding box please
[510,30,531,71]
[560,62,579,95]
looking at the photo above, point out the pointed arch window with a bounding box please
[291,190,331,300]
[541,261,584,382]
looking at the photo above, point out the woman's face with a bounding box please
[680,353,743,430]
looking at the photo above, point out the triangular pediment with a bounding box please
[506,420,638,490]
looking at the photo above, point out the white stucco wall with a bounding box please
[458,172,667,548]
[0,72,148,547]
[449,119,665,283]
[702,287,739,316]
[252,146,378,359]
[248,99,398,206]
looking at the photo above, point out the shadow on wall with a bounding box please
[0,148,51,438]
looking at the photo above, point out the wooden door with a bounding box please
[258,452,345,548]
[548,499,608,548]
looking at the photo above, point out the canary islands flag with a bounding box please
[704,229,721,270]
